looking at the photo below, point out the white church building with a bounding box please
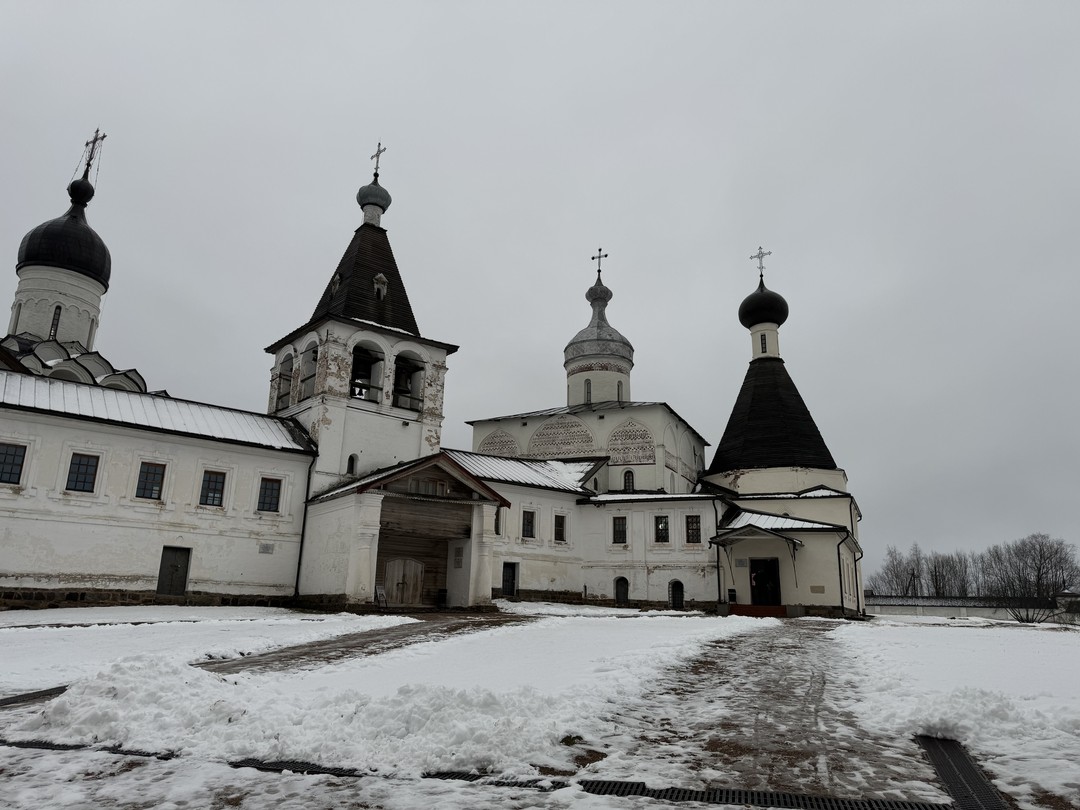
[0,139,864,617]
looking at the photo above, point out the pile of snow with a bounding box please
[494,599,701,617]
[830,621,1080,805]
[0,605,302,628]
[9,615,776,778]
[0,610,417,694]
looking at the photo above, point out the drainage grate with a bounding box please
[231,758,363,778]
[916,736,1010,810]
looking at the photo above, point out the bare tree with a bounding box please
[865,545,911,595]
[981,534,1080,622]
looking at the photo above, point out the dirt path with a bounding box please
[584,619,948,802]
[199,612,532,675]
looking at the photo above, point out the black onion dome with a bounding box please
[738,278,788,328]
[17,180,111,290]
[356,173,392,212]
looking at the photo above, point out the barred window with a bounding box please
[199,470,226,507]
[0,443,27,485]
[135,462,166,500]
[554,514,567,543]
[612,515,627,544]
[66,453,99,493]
[655,515,670,543]
[257,478,282,512]
[522,509,536,539]
[686,514,702,544]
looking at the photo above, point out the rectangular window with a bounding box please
[0,443,27,485]
[760,333,767,353]
[135,462,166,500]
[522,509,536,539]
[257,477,282,512]
[494,507,502,536]
[655,515,670,543]
[554,514,567,543]
[612,515,627,544]
[199,470,227,507]
[686,514,702,544]
[66,453,99,493]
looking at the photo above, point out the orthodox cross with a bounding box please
[750,246,771,279]
[82,128,107,178]
[591,247,609,279]
[370,141,386,174]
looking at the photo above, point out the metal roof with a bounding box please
[587,493,716,503]
[724,511,842,532]
[0,371,313,453]
[444,449,599,493]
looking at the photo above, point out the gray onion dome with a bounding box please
[564,276,634,365]
[356,172,392,212]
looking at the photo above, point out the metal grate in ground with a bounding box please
[916,736,1010,810]
[1,737,1009,809]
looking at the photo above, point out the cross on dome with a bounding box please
[82,128,107,179]
[591,247,609,279]
[370,141,386,174]
[750,246,771,279]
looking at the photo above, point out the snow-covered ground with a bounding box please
[1,606,1077,809]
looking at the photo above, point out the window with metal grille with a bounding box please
[49,305,62,339]
[612,515,627,544]
[554,514,567,543]
[135,462,166,500]
[686,514,701,544]
[66,453,99,492]
[655,515,670,543]
[623,470,634,492]
[760,332,767,353]
[257,478,282,512]
[0,443,27,485]
[199,470,226,507]
[522,509,536,539]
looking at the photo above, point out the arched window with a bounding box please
[392,354,424,410]
[299,344,318,400]
[9,302,22,334]
[351,345,384,402]
[48,305,62,340]
[346,454,358,475]
[617,380,623,403]
[584,379,592,404]
[623,470,634,492]
[276,354,294,410]
[669,472,675,493]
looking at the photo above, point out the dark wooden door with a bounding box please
[385,558,424,605]
[670,580,684,609]
[615,576,629,607]
[750,558,781,605]
[156,546,191,596]
[501,562,517,597]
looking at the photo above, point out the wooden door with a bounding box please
[501,562,517,597]
[614,576,630,607]
[385,558,425,605]
[156,546,190,596]
[750,558,781,606]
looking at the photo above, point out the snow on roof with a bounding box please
[724,511,841,531]
[588,493,716,503]
[0,370,313,453]
[443,449,597,493]
[738,486,847,500]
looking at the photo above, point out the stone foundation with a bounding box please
[0,587,293,611]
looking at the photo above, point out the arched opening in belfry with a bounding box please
[392,353,424,411]
[298,343,318,400]
[276,354,294,410]
[350,344,384,402]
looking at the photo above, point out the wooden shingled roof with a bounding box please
[708,356,837,473]
[309,223,419,335]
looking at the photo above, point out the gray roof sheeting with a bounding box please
[0,371,313,453]
[444,449,598,493]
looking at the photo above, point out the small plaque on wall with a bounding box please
[735,558,748,568]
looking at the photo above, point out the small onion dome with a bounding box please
[356,172,392,212]
[738,277,789,328]
[564,276,634,365]
[17,179,111,290]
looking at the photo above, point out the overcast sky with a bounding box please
[3,1,1078,575]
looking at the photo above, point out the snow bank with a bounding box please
[830,621,1080,807]
[0,613,418,694]
[493,599,700,617]
[0,605,301,628]
[11,615,776,778]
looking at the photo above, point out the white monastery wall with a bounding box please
[0,411,310,596]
